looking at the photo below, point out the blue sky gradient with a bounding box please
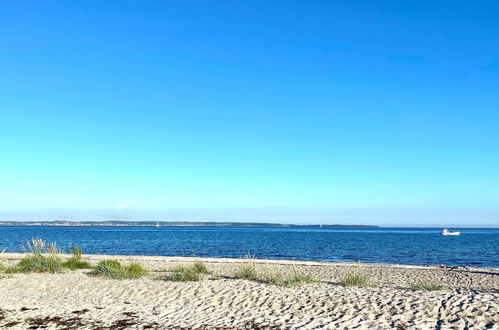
[1,1,498,226]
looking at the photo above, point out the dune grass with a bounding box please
[91,260,148,279]
[234,253,259,280]
[410,280,444,291]
[6,240,93,273]
[192,262,210,274]
[14,254,65,273]
[63,258,92,270]
[288,270,315,285]
[163,262,212,282]
[259,269,315,287]
[234,263,258,280]
[339,270,371,287]
[8,238,65,273]
[233,252,315,287]
[62,245,92,270]
[234,259,314,287]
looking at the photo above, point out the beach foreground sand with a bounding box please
[0,254,497,329]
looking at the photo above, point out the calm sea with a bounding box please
[0,226,497,268]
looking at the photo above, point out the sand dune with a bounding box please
[0,254,497,329]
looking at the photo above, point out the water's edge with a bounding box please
[0,226,497,268]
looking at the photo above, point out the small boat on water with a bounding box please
[441,228,460,236]
[155,222,160,228]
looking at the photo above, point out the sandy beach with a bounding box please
[0,253,497,329]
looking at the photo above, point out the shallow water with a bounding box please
[0,226,497,267]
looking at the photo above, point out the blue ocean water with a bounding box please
[0,226,497,268]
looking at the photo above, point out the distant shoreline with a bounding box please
[0,221,379,228]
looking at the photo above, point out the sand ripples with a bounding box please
[0,271,497,329]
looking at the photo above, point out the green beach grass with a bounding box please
[339,270,372,287]
[163,262,212,282]
[2,239,93,273]
[7,238,65,273]
[410,280,444,291]
[62,245,92,270]
[258,269,315,287]
[91,260,148,279]
[233,259,314,287]
[234,263,258,280]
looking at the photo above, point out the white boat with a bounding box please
[155,222,160,228]
[441,228,460,236]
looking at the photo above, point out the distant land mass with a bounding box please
[0,220,379,228]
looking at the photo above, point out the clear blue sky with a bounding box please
[1,1,498,226]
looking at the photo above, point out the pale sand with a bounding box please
[0,253,497,329]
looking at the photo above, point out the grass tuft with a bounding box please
[234,259,315,287]
[13,238,64,273]
[259,270,286,286]
[234,253,259,280]
[70,244,83,261]
[63,258,92,270]
[15,254,64,273]
[164,262,211,282]
[62,244,92,270]
[289,270,315,285]
[259,269,315,287]
[91,260,148,279]
[9,240,92,272]
[339,271,371,287]
[234,264,258,280]
[192,262,210,274]
[234,252,315,287]
[410,280,444,291]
